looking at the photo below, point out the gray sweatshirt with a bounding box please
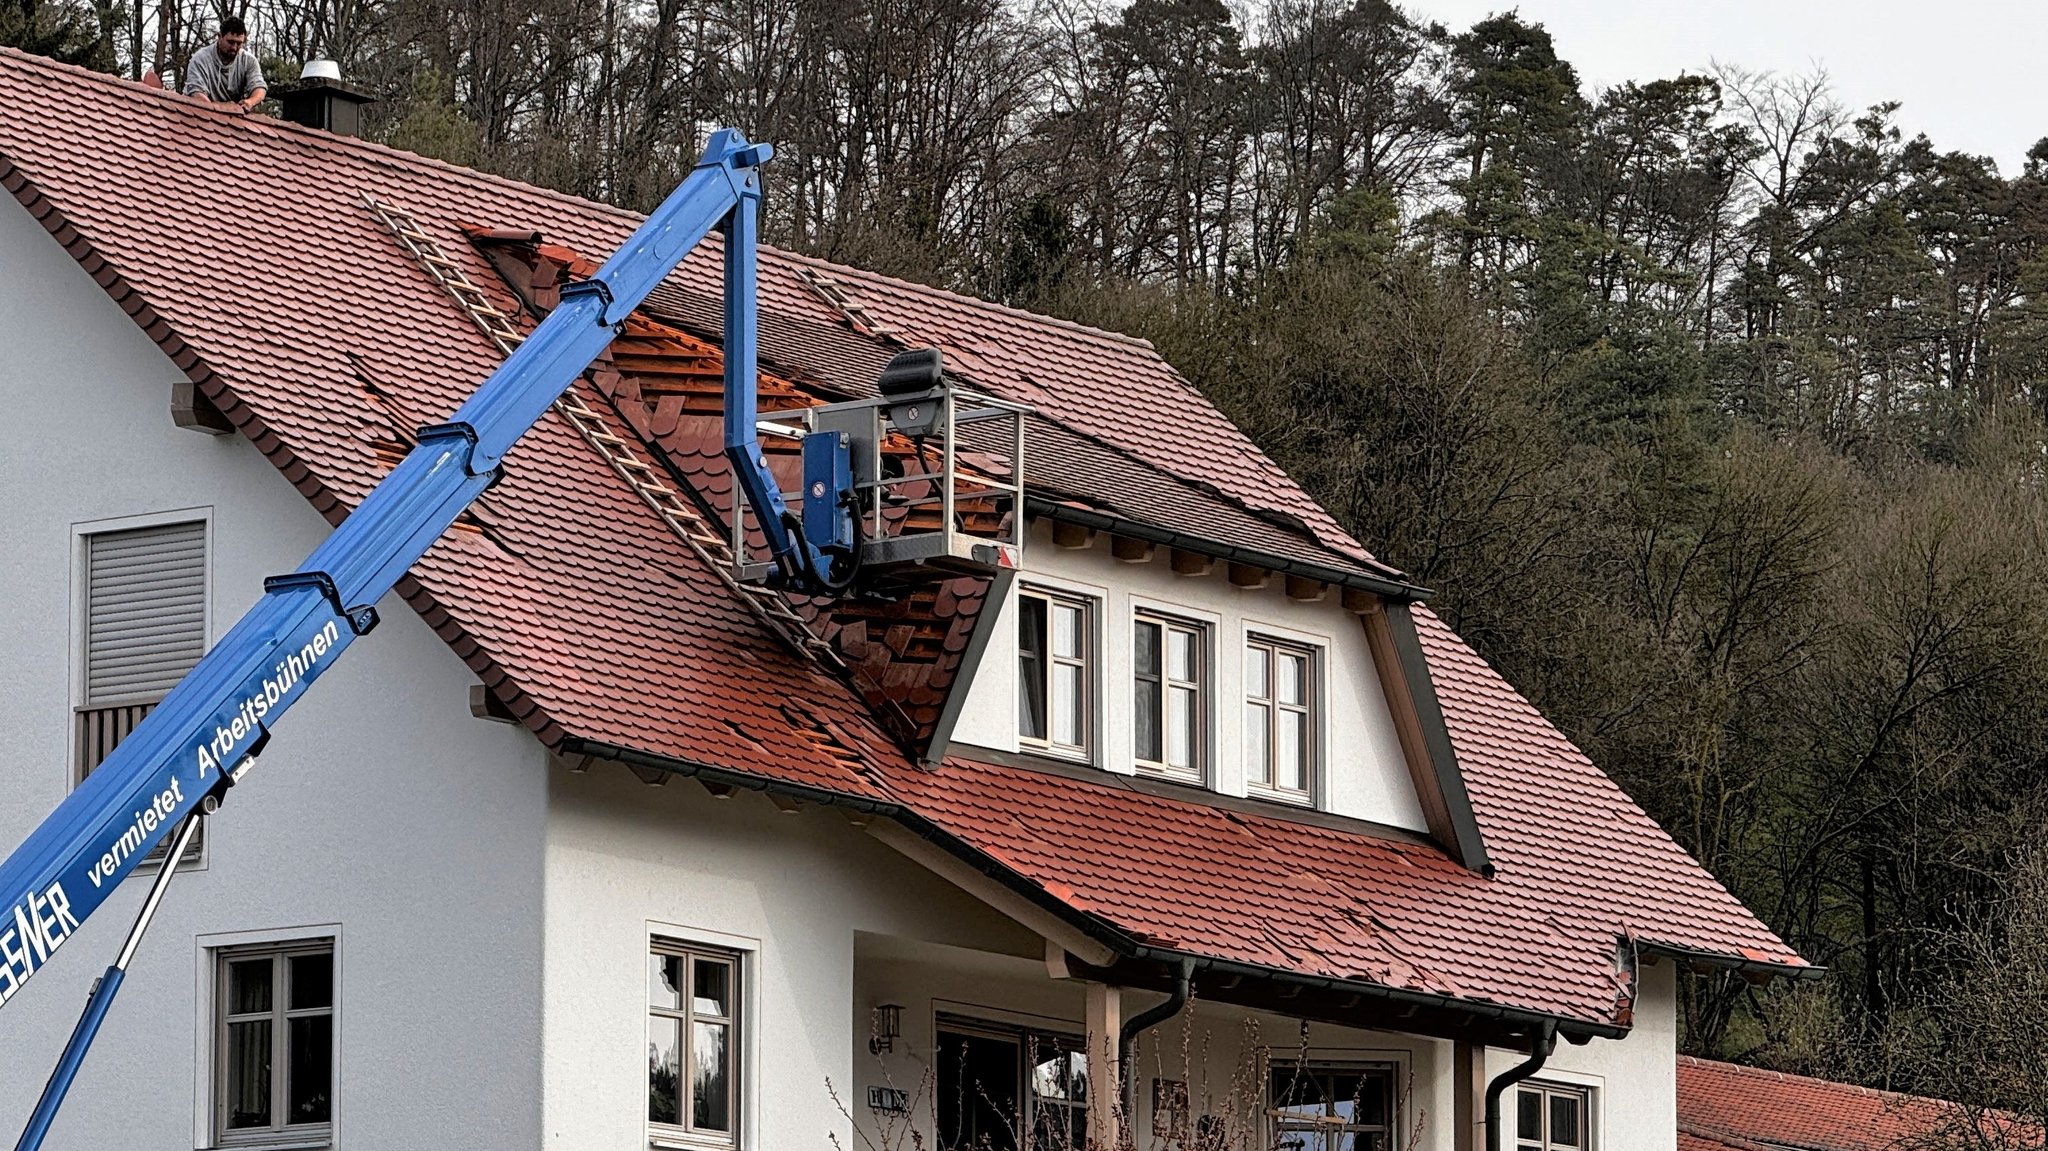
[182,45,265,103]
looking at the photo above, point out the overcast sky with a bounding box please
[1417,0,2047,173]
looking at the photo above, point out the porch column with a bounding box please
[1084,981,1121,1150]
[1454,1041,1486,1151]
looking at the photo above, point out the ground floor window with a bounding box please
[1516,1082,1591,1151]
[649,940,740,1145]
[1268,1062,1398,1151]
[215,938,333,1145]
[937,1021,1089,1151]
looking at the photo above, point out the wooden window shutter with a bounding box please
[84,521,206,705]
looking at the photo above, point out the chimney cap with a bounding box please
[301,57,341,81]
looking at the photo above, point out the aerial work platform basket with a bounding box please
[732,348,1028,592]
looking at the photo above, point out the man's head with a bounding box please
[215,16,248,58]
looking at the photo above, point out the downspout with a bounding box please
[1118,958,1194,1097]
[1482,1022,1556,1151]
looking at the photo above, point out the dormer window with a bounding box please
[1134,612,1204,782]
[1246,635,1318,804]
[1018,586,1093,759]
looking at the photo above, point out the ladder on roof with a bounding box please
[361,195,845,671]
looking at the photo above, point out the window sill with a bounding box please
[1246,786,1316,809]
[648,1133,736,1151]
[1135,764,1205,787]
[208,1138,331,1151]
[1019,741,1092,767]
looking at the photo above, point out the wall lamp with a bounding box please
[868,1003,904,1055]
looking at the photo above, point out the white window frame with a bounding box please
[1515,1079,1596,1151]
[70,508,213,871]
[1244,632,1323,806]
[193,925,340,1151]
[1131,610,1207,783]
[1016,584,1099,763]
[646,923,756,1151]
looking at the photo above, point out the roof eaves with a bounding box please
[1027,496,1427,603]
[555,734,1626,1043]
[1678,1121,1784,1151]
[1639,938,1823,982]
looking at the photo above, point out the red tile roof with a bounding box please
[0,48,1804,1034]
[1677,1057,2032,1151]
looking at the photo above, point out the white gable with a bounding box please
[952,519,1430,833]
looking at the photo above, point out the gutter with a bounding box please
[1119,944,1624,1042]
[554,739,1629,1043]
[1484,1022,1557,1151]
[1025,497,1428,604]
[1636,939,1825,982]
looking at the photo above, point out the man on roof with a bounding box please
[182,18,267,112]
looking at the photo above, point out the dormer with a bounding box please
[464,226,1487,872]
[944,514,1490,873]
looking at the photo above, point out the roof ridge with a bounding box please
[0,47,647,230]
[1681,1056,1935,1106]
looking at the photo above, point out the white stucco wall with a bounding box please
[951,519,1427,831]
[540,766,1043,1149]
[1486,961,1680,1151]
[854,938,1679,1151]
[0,191,548,1148]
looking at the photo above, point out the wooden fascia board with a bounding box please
[865,819,1119,968]
[922,567,1016,765]
[1359,600,1491,874]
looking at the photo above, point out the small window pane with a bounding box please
[1278,711,1306,790]
[1135,678,1162,762]
[228,958,272,1016]
[1550,1094,1581,1146]
[693,959,730,1017]
[1020,596,1048,659]
[1166,685,1195,769]
[1067,1051,1088,1104]
[289,952,332,1011]
[1032,1051,1070,1101]
[1019,598,1048,740]
[1247,646,1269,698]
[1052,603,1084,659]
[648,1016,682,1125]
[692,1021,732,1131]
[1052,664,1084,745]
[1280,652,1308,706]
[1517,1090,1541,1138]
[225,1019,272,1129]
[1134,621,1160,676]
[287,1013,332,1124]
[650,953,683,1010]
[1167,627,1197,681]
[1246,703,1269,781]
[1332,1072,1387,1125]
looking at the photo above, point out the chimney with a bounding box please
[277,59,375,138]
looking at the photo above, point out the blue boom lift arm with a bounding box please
[0,129,850,1150]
